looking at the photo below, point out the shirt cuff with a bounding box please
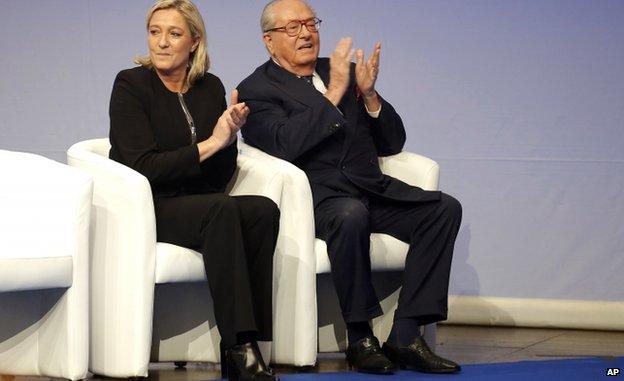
[365,103,381,118]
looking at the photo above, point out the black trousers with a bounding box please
[315,192,462,325]
[154,193,280,347]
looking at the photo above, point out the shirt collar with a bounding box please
[271,57,319,79]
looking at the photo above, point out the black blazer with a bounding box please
[109,66,237,198]
[237,58,440,207]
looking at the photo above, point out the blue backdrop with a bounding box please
[1,0,622,303]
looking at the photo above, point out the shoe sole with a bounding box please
[399,364,461,373]
[348,364,396,375]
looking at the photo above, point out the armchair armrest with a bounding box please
[378,151,439,191]
[228,146,283,203]
[238,141,318,365]
[67,138,156,377]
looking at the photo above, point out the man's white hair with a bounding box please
[260,0,315,32]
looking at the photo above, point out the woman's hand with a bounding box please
[198,90,250,161]
[212,90,249,148]
[225,89,250,143]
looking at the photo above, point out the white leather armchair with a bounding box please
[239,142,439,366]
[0,150,92,380]
[66,138,284,378]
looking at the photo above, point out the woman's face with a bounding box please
[148,8,198,76]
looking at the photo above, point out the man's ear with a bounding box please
[263,33,275,56]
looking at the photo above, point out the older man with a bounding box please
[237,0,462,375]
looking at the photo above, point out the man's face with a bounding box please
[263,0,319,76]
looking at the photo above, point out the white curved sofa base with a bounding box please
[0,149,91,381]
[155,243,206,284]
[67,138,285,377]
[239,142,441,365]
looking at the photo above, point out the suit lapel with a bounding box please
[264,58,359,161]
[265,59,326,107]
[315,59,330,88]
[315,59,360,161]
[315,58,359,121]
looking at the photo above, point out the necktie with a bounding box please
[301,75,314,86]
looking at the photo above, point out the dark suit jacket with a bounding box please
[237,58,440,207]
[109,66,237,199]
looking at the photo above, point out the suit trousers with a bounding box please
[154,193,280,347]
[314,192,462,325]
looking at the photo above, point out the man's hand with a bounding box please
[325,37,355,107]
[355,42,381,112]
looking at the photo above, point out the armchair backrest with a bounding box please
[0,150,92,261]
[67,138,157,258]
[378,152,440,191]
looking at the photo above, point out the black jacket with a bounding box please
[237,58,440,207]
[109,66,236,198]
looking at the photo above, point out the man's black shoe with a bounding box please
[382,336,461,373]
[346,336,397,375]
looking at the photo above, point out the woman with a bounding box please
[108,1,279,380]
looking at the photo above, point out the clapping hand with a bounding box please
[213,89,250,148]
[355,42,381,98]
[325,37,355,106]
[225,89,249,143]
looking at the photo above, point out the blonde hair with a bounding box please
[135,0,209,89]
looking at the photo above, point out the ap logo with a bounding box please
[607,368,620,376]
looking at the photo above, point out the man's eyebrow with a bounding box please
[285,16,315,22]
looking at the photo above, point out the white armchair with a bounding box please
[66,138,284,377]
[239,142,439,366]
[0,150,92,380]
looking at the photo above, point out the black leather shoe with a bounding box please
[382,336,461,373]
[346,336,397,375]
[222,341,278,381]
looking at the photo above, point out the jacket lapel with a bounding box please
[315,59,330,88]
[264,58,359,161]
[315,59,360,161]
[264,59,326,107]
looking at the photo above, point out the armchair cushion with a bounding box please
[154,143,287,285]
[155,243,205,284]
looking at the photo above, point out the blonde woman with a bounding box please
[109,1,278,380]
